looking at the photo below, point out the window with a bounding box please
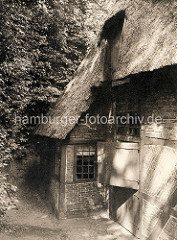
[75,145,97,181]
[116,97,141,139]
[117,111,140,137]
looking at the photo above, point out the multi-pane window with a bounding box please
[116,112,140,137]
[75,145,97,181]
[116,99,140,138]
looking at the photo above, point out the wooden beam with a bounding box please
[112,78,130,87]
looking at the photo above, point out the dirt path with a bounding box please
[0,188,137,240]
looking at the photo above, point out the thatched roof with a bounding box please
[35,42,110,139]
[35,0,177,139]
[110,0,177,80]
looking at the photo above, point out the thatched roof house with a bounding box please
[35,0,177,139]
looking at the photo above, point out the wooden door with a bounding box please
[97,141,140,237]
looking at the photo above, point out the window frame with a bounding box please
[74,144,97,182]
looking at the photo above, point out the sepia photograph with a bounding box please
[0,0,177,239]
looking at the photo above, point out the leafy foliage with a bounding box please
[0,0,89,216]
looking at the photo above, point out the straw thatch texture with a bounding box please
[35,41,110,138]
[35,0,177,139]
[110,0,177,80]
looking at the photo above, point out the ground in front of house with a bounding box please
[0,187,137,240]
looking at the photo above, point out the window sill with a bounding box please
[73,179,97,184]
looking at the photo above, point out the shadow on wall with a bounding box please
[109,187,138,220]
[24,137,55,193]
[107,146,177,239]
[24,161,50,192]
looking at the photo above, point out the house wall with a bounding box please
[58,93,110,218]
[63,144,108,218]
[111,67,177,239]
[39,89,110,219]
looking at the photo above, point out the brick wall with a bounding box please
[141,79,177,141]
[69,121,107,143]
[65,182,106,217]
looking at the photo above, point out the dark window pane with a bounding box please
[77,167,82,173]
[83,157,89,165]
[90,160,94,165]
[129,128,134,135]
[134,128,140,137]
[77,158,82,165]
[117,127,125,134]
[83,166,88,173]
[89,166,94,173]
[77,174,82,179]
[83,174,88,179]
[89,174,94,179]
